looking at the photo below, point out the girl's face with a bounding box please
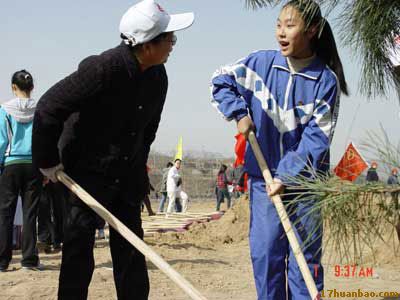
[275,5,317,58]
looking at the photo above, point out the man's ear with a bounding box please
[141,42,153,55]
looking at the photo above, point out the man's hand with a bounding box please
[237,116,254,140]
[267,178,285,197]
[40,163,64,183]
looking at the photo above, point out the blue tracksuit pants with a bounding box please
[248,177,324,300]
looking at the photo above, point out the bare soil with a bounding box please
[0,197,399,300]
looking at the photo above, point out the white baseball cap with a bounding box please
[119,0,194,46]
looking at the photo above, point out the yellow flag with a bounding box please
[174,136,183,161]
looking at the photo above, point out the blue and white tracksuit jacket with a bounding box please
[211,50,340,300]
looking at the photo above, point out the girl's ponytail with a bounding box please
[317,20,348,95]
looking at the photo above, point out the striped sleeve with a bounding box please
[210,54,259,122]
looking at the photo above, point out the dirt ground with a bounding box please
[0,197,399,300]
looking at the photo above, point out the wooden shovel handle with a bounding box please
[56,171,208,300]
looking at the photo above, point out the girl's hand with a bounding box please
[237,116,254,139]
[267,178,285,197]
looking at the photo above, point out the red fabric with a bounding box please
[217,173,227,188]
[234,133,246,167]
[233,133,248,192]
[333,143,368,182]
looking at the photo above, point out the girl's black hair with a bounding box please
[11,69,34,92]
[166,162,173,168]
[284,0,349,95]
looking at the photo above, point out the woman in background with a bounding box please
[0,70,42,271]
[215,164,231,211]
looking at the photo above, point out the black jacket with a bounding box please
[33,42,168,191]
[366,168,379,182]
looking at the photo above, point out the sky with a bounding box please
[1,0,399,168]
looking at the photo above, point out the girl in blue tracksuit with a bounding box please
[210,1,348,299]
[0,70,41,271]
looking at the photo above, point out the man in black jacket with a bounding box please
[32,1,194,299]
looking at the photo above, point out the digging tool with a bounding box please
[56,171,208,300]
[247,131,320,300]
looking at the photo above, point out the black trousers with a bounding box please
[0,163,40,267]
[58,173,149,300]
[38,182,66,245]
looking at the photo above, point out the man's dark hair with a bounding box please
[121,32,170,52]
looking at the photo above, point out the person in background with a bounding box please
[158,161,173,212]
[166,158,180,215]
[215,164,231,211]
[387,168,399,185]
[0,70,42,271]
[166,159,189,215]
[366,161,379,182]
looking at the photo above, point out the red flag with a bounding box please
[234,133,246,167]
[333,142,368,181]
